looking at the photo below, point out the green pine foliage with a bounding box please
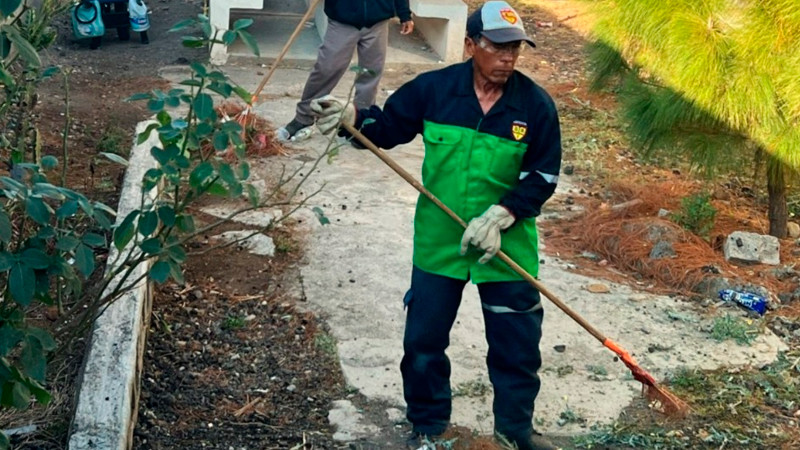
[588,0,800,170]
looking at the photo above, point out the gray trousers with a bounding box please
[294,19,390,125]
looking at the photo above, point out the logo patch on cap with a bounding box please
[511,120,527,141]
[500,8,519,25]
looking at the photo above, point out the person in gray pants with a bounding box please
[276,0,414,142]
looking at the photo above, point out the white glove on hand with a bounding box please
[310,95,356,135]
[459,205,515,264]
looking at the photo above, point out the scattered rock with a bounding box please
[770,266,797,280]
[201,206,283,229]
[788,222,800,238]
[580,251,600,261]
[45,306,59,321]
[553,344,566,353]
[649,240,676,259]
[328,400,380,442]
[644,223,678,243]
[657,208,670,218]
[385,408,405,424]
[562,165,575,175]
[723,231,780,265]
[585,283,610,294]
[213,231,276,257]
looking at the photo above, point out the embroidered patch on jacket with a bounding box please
[500,8,519,25]
[511,120,528,141]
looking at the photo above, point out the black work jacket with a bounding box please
[324,0,412,29]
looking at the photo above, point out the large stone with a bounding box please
[723,231,780,265]
[213,230,275,257]
[788,221,800,238]
[200,206,282,228]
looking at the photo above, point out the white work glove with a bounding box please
[459,205,515,264]
[309,95,356,135]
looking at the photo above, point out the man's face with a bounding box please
[465,36,522,84]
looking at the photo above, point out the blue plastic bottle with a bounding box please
[718,289,768,316]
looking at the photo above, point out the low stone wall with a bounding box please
[68,121,159,450]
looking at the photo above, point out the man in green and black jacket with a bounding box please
[311,2,560,449]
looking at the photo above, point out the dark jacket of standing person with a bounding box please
[324,0,412,29]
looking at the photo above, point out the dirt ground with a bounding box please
[2,0,799,449]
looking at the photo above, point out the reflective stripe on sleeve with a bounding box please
[536,170,559,184]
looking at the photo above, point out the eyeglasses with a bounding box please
[475,38,522,56]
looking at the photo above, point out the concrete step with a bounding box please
[226,14,441,66]
[261,0,307,14]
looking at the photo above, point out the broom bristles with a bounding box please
[644,383,690,418]
[619,345,690,418]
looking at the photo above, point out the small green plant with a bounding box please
[556,364,574,377]
[222,314,245,330]
[667,368,702,388]
[586,364,608,381]
[452,379,490,398]
[557,407,585,426]
[274,234,295,253]
[710,314,758,345]
[314,331,338,359]
[422,436,458,449]
[670,192,717,237]
[97,126,129,156]
[574,423,686,448]
[586,365,607,376]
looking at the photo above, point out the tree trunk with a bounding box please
[767,154,788,238]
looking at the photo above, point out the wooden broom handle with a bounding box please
[342,122,608,343]
[252,0,322,102]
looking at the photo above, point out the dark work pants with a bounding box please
[401,266,544,437]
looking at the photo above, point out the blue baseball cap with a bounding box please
[466,1,535,47]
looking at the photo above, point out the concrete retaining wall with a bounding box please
[68,121,160,450]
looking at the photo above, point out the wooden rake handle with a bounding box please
[251,0,322,102]
[342,122,609,344]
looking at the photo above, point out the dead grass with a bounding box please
[546,174,799,311]
[213,102,287,158]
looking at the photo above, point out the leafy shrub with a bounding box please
[0,11,325,448]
